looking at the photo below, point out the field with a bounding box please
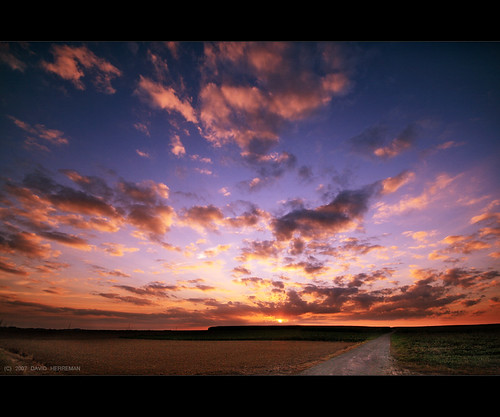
[1,324,498,375]
[0,326,384,375]
[391,324,500,375]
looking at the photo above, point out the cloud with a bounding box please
[59,169,114,199]
[2,168,180,259]
[95,292,155,306]
[223,205,269,230]
[170,134,186,157]
[127,204,175,237]
[136,149,151,158]
[41,44,122,94]
[334,268,394,288]
[201,244,231,258]
[428,232,493,260]
[373,124,419,159]
[237,239,281,262]
[349,125,388,156]
[272,183,377,241]
[254,265,499,321]
[9,116,69,151]
[374,173,460,221]
[116,279,215,298]
[0,43,27,72]
[0,257,28,276]
[90,264,131,278]
[439,267,499,289]
[379,170,415,195]
[48,186,119,218]
[117,179,169,204]
[349,123,419,159]
[135,75,198,123]
[282,258,328,276]
[199,42,353,164]
[39,230,93,251]
[181,204,225,233]
[101,242,140,257]
[0,230,53,259]
[233,276,285,293]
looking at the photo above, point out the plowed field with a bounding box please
[0,336,356,375]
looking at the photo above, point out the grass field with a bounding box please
[391,324,500,375]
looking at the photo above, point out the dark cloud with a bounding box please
[127,204,174,237]
[5,168,176,243]
[349,123,419,159]
[272,183,378,241]
[115,283,178,297]
[440,267,499,289]
[297,165,314,183]
[283,256,327,276]
[333,268,394,288]
[39,230,91,250]
[60,169,114,199]
[116,179,169,204]
[181,204,224,233]
[231,266,251,277]
[94,292,156,306]
[349,124,388,156]
[374,123,419,159]
[0,230,51,258]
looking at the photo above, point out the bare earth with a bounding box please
[300,332,406,375]
[0,336,358,376]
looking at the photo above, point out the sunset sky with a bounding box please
[0,41,499,329]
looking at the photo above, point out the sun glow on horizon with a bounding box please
[0,41,498,330]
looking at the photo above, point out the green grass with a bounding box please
[391,324,500,375]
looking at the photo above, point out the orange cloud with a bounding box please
[101,242,140,257]
[181,205,225,233]
[127,204,175,237]
[135,75,198,123]
[41,44,122,93]
[380,170,415,195]
[373,124,418,158]
[9,116,69,152]
[0,256,28,276]
[375,173,459,220]
[199,42,352,161]
[118,179,169,203]
[0,230,53,259]
[170,134,186,157]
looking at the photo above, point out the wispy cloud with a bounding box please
[41,44,122,94]
[9,115,69,152]
[134,75,198,123]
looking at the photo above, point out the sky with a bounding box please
[0,41,499,330]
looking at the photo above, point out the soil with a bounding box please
[0,335,358,376]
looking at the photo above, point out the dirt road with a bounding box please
[300,332,403,375]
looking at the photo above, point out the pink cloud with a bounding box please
[9,116,69,151]
[135,76,198,123]
[41,44,122,94]
[199,42,353,158]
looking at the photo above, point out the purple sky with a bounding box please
[0,41,499,329]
